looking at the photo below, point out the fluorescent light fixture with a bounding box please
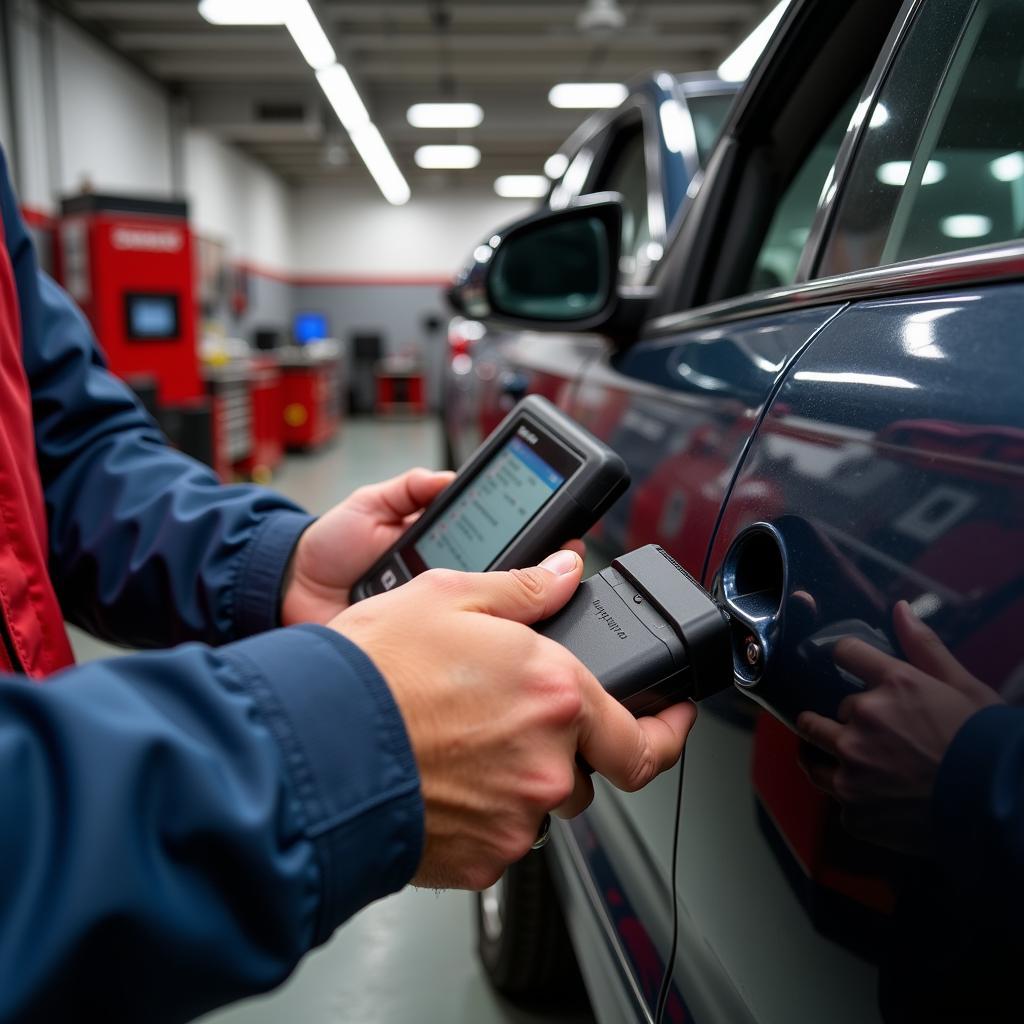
[718,0,790,82]
[198,0,285,24]
[875,160,946,186]
[316,63,370,131]
[941,214,992,239]
[285,0,335,69]
[494,175,549,198]
[407,103,484,128]
[414,145,481,169]
[990,151,1024,182]
[548,83,627,109]
[348,123,411,206]
[544,153,569,179]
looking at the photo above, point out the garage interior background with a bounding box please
[0,0,773,411]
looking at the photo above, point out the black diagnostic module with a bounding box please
[538,545,733,713]
[351,395,630,602]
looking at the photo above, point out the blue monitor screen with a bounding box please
[125,293,179,341]
[294,312,329,344]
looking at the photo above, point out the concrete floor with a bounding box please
[70,416,593,1024]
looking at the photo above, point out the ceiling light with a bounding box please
[407,103,484,129]
[414,145,481,169]
[316,63,370,131]
[544,153,569,179]
[875,160,946,186]
[577,0,627,34]
[941,214,992,239]
[548,83,627,109]
[285,0,335,69]
[494,175,549,198]
[348,123,411,206]
[198,0,285,24]
[718,0,791,82]
[990,151,1024,182]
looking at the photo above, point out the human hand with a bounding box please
[280,468,454,626]
[796,600,1002,855]
[329,549,698,890]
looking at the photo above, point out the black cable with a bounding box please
[653,752,685,1024]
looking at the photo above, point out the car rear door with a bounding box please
[699,2,1024,1020]
[647,2,1024,1024]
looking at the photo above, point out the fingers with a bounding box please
[795,710,843,756]
[455,549,585,624]
[553,764,596,819]
[353,468,454,521]
[832,636,900,689]
[892,600,988,698]
[578,686,697,793]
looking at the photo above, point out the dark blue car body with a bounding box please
[456,0,1024,1020]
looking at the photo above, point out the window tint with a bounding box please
[747,90,859,292]
[687,92,735,167]
[820,0,1024,275]
[592,122,652,281]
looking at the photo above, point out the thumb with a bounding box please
[348,468,454,520]
[466,549,585,624]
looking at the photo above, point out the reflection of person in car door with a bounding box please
[797,600,1021,1020]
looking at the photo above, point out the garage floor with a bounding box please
[69,416,594,1024]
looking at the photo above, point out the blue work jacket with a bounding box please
[0,149,422,1021]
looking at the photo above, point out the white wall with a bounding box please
[0,13,10,159]
[183,128,292,271]
[290,184,533,278]
[52,17,173,197]
[5,0,52,209]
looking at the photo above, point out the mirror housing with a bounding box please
[448,193,652,344]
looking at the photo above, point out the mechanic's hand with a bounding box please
[281,468,454,626]
[796,600,1001,855]
[329,549,698,890]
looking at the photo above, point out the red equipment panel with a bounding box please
[56,195,201,406]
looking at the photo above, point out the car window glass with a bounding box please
[591,122,652,280]
[820,0,1024,275]
[747,90,859,292]
[687,92,735,167]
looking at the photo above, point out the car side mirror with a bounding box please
[448,194,651,343]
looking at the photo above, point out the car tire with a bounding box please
[475,847,585,1002]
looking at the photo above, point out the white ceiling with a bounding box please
[57,0,772,188]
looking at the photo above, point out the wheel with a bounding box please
[475,847,586,1003]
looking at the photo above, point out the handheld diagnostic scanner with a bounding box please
[538,545,735,713]
[352,395,629,602]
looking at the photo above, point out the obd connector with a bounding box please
[538,545,733,714]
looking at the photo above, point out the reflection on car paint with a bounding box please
[568,814,692,1023]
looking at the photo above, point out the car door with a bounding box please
[554,5,912,1019]
[696,2,1024,1020]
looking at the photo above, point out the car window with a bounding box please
[820,0,1024,275]
[687,92,736,167]
[591,122,652,280]
[747,90,859,292]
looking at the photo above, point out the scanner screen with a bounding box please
[414,431,573,572]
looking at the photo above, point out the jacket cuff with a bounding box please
[233,510,315,638]
[224,624,424,943]
[933,704,1024,902]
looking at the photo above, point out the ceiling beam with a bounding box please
[114,29,730,53]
